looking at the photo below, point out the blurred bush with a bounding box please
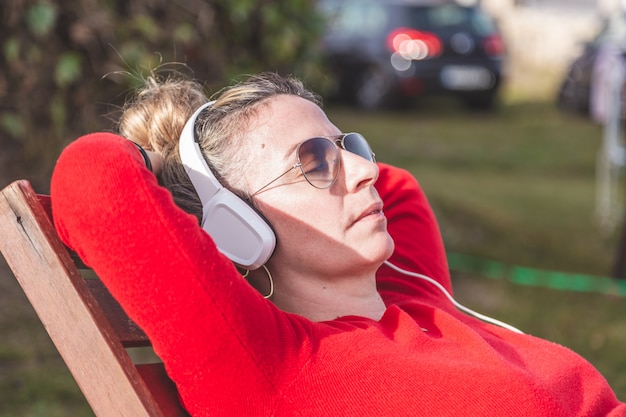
[0,0,326,190]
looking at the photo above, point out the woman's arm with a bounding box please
[375,163,452,303]
[51,133,307,415]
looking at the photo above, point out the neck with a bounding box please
[267,269,386,322]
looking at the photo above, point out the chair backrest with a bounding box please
[0,180,189,417]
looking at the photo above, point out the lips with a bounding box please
[353,201,384,224]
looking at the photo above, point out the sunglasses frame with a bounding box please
[250,133,375,197]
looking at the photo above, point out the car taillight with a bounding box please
[386,28,443,60]
[483,34,505,57]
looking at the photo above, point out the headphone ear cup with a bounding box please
[200,188,276,270]
[179,101,276,270]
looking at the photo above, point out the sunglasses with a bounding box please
[251,132,376,197]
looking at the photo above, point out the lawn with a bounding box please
[330,97,612,275]
[1,94,625,416]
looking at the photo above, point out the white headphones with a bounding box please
[178,102,276,270]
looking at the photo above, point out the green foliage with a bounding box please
[3,37,20,62]
[25,2,57,37]
[0,0,327,189]
[0,113,25,139]
[54,52,83,87]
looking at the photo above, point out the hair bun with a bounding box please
[118,76,207,155]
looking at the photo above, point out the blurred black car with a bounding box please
[317,0,506,110]
[557,13,626,116]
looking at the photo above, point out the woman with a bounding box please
[51,72,626,416]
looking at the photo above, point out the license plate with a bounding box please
[440,66,495,90]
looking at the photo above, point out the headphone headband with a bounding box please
[178,101,219,206]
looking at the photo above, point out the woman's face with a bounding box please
[246,95,394,279]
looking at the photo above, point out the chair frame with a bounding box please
[0,180,187,417]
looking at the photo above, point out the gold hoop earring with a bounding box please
[242,265,274,299]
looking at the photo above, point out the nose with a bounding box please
[340,149,378,192]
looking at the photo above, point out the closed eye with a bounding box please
[302,157,338,179]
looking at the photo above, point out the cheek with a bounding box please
[269,200,329,235]
[258,194,338,249]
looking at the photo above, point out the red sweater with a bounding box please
[51,133,625,417]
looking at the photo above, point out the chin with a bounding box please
[370,232,396,264]
[382,234,396,261]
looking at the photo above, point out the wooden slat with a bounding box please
[0,180,167,417]
[137,363,188,417]
[84,279,151,347]
[36,194,151,346]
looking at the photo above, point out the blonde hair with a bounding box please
[117,72,321,220]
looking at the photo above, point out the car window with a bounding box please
[470,10,499,36]
[319,0,389,37]
[404,5,497,36]
[426,5,468,27]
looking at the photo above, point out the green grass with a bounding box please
[0,310,93,416]
[327,96,626,400]
[1,95,625,415]
[329,98,612,275]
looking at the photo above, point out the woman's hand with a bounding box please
[146,150,163,175]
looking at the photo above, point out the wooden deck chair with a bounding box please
[0,180,189,417]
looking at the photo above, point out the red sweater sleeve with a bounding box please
[50,133,311,415]
[375,163,452,305]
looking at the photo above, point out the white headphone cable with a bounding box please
[383,260,524,334]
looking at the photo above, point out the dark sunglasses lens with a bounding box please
[298,138,340,189]
[343,133,375,162]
